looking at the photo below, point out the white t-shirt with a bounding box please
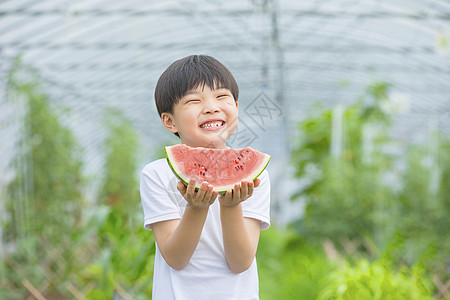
[140,158,271,300]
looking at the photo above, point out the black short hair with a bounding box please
[155,55,239,137]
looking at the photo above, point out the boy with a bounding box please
[140,55,271,300]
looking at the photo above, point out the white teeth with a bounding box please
[201,121,223,128]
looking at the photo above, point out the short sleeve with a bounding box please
[241,170,271,230]
[140,161,182,230]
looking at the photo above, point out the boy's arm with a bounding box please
[219,179,263,274]
[152,180,218,271]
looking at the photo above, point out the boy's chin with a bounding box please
[202,138,227,149]
[193,127,236,148]
[198,134,230,148]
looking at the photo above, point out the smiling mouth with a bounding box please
[199,120,225,130]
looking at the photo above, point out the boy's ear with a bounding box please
[161,113,178,134]
[235,101,238,109]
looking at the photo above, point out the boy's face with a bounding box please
[161,85,238,149]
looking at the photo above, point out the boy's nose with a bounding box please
[202,99,220,114]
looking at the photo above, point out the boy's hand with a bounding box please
[177,179,218,210]
[218,178,261,208]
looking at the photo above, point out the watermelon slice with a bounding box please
[165,144,270,194]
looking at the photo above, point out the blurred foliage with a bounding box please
[2,59,84,297]
[257,227,435,300]
[1,62,155,299]
[258,228,336,300]
[5,58,83,242]
[394,134,450,276]
[73,206,155,299]
[76,108,155,298]
[319,259,433,300]
[99,108,139,218]
[290,80,450,290]
[291,82,395,243]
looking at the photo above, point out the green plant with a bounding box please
[72,108,155,298]
[258,228,335,300]
[289,79,449,294]
[75,206,155,299]
[98,108,139,219]
[290,82,395,244]
[2,59,84,298]
[395,133,450,277]
[318,259,433,300]
[5,58,83,242]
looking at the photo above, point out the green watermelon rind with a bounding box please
[165,146,270,195]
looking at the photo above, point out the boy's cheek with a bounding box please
[226,120,239,135]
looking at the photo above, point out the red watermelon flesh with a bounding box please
[165,144,270,194]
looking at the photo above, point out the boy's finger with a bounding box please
[210,191,218,204]
[254,178,261,188]
[241,181,248,198]
[187,179,196,196]
[196,181,208,200]
[203,184,213,201]
[233,183,240,201]
[177,181,186,195]
[248,180,254,196]
[226,189,232,201]
[220,189,231,202]
[208,189,215,204]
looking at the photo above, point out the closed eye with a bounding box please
[186,99,200,103]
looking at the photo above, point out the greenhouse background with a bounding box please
[0,0,449,299]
